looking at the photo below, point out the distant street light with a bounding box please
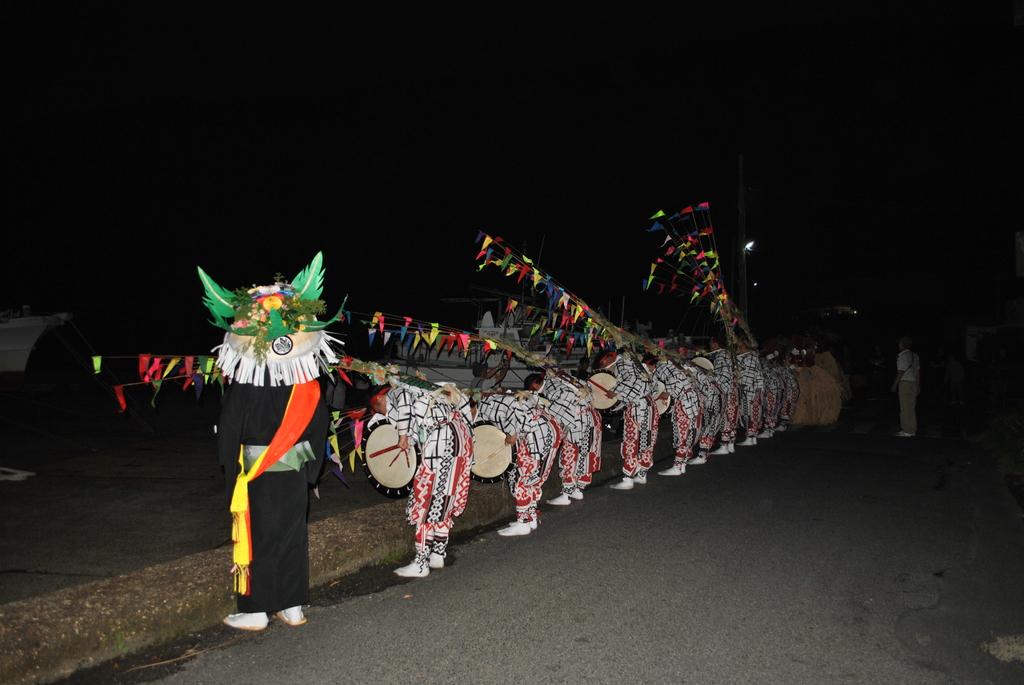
[744,240,755,252]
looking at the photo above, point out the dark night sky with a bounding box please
[6,4,1019,357]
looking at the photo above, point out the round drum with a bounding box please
[653,380,670,415]
[361,417,418,498]
[470,421,515,483]
[588,371,619,410]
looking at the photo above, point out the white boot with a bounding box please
[547,493,571,505]
[757,429,773,439]
[395,559,429,578]
[568,489,584,500]
[737,436,757,446]
[658,465,684,476]
[775,423,788,432]
[633,473,648,485]
[498,521,533,537]
[428,553,445,569]
[610,477,635,490]
[223,612,269,631]
[275,606,306,627]
[529,519,538,530]
[710,444,729,455]
[727,441,736,453]
[688,454,707,465]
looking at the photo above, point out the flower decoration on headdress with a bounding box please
[198,252,344,386]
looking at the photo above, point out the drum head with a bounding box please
[654,380,670,415]
[589,372,619,410]
[362,418,418,498]
[470,422,514,483]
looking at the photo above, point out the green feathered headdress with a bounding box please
[197,252,346,365]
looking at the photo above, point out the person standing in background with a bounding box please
[891,336,920,437]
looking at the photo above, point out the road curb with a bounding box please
[0,431,661,684]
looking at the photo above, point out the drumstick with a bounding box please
[388,448,411,468]
[589,378,614,394]
[368,444,401,459]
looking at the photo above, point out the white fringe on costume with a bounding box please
[213,331,342,387]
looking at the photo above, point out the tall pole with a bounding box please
[737,153,748,324]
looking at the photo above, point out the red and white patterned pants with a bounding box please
[579,407,603,489]
[669,401,700,467]
[721,384,739,443]
[621,397,660,478]
[509,414,561,523]
[407,415,473,560]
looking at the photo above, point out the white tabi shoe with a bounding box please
[633,473,647,485]
[276,606,307,627]
[737,437,757,446]
[547,493,572,506]
[568,490,584,500]
[394,561,429,578]
[610,477,635,490]
[498,521,533,537]
[529,519,538,530]
[727,441,736,453]
[223,612,269,631]
[775,424,788,432]
[688,455,707,465]
[757,429,774,439]
[710,445,729,455]
[658,465,684,476]
[428,553,445,569]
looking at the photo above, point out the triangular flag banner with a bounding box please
[150,380,163,408]
[184,356,194,377]
[383,332,392,347]
[412,332,422,351]
[649,210,666,219]
[348,449,357,473]
[426,323,440,346]
[92,356,102,374]
[138,354,151,380]
[113,385,126,412]
[329,434,341,463]
[147,357,164,383]
[352,419,364,458]
[164,357,180,379]
[368,328,376,346]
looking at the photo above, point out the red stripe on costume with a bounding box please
[250,380,321,479]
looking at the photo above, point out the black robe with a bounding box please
[217,378,329,614]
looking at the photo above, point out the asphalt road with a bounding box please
[98,426,1024,684]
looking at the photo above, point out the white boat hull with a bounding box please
[0,313,71,374]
